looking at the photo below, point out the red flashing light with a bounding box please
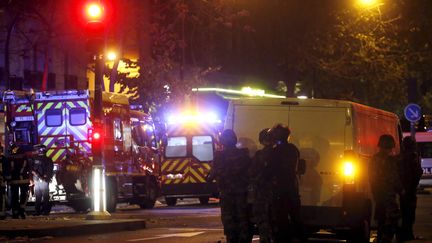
[93,131,101,140]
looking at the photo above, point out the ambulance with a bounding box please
[160,110,221,206]
[224,97,402,242]
[2,90,160,212]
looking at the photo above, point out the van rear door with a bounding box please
[232,104,288,155]
[289,106,349,207]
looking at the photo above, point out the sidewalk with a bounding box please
[0,214,146,239]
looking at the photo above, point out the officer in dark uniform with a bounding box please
[207,129,251,243]
[8,144,30,219]
[397,136,423,241]
[30,144,54,216]
[267,123,304,243]
[369,134,402,243]
[248,128,274,242]
[0,145,8,220]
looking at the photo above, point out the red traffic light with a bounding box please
[88,128,103,143]
[84,2,105,22]
[93,131,101,140]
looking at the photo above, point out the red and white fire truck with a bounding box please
[160,109,221,206]
[2,90,160,212]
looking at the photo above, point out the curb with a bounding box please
[0,219,146,238]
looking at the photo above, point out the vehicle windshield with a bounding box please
[132,123,157,148]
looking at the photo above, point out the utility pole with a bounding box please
[81,1,111,220]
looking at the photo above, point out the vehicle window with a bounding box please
[418,142,432,158]
[46,109,62,127]
[113,119,123,141]
[165,136,187,157]
[70,108,87,126]
[192,135,214,161]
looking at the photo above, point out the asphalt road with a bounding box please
[9,191,432,243]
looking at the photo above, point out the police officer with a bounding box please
[8,144,30,219]
[30,144,54,216]
[0,145,8,220]
[397,136,423,241]
[267,123,304,243]
[207,129,251,243]
[369,134,402,243]
[248,128,274,243]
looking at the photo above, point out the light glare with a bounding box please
[343,161,355,176]
[87,3,102,18]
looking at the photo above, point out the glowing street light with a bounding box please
[357,0,380,8]
[106,51,117,61]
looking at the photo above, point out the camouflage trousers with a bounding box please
[0,186,5,219]
[375,197,400,243]
[220,192,250,243]
[252,199,272,243]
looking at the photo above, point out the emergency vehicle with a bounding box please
[224,97,402,242]
[160,110,221,206]
[2,90,36,153]
[2,90,160,212]
[403,132,432,188]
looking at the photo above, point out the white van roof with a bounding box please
[230,97,398,118]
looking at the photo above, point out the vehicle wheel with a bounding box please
[139,179,159,209]
[69,199,90,213]
[165,197,177,206]
[199,196,209,205]
[347,219,370,243]
[106,178,118,213]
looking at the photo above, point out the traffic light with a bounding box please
[82,1,106,53]
[88,126,103,155]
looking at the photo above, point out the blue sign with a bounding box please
[404,103,422,122]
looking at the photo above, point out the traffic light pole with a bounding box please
[86,55,111,220]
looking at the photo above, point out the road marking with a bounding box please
[128,232,205,241]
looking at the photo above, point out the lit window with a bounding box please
[46,109,62,127]
[192,136,213,161]
[70,108,87,126]
[113,119,123,141]
[165,136,187,157]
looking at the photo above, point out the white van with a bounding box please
[403,132,432,188]
[224,98,401,242]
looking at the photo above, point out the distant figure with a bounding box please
[0,145,8,220]
[248,128,274,242]
[267,124,304,243]
[207,129,251,243]
[369,134,402,243]
[8,144,31,219]
[30,144,54,216]
[397,136,423,241]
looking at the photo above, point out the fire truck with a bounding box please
[160,110,221,206]
[2,90,160,212]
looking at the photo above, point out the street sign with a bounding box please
[404,103,422,122]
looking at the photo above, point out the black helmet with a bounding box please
[258,128,271,145]
[220,129,237,147]
[377,134,395,149]
[402,136,416,150]
[270,123,291,142]
[34,144,47,156]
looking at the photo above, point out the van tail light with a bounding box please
[341,150,357,185]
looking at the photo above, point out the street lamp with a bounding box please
[357,0,380,8]
[106,51,117,61]
[81,0,111,220]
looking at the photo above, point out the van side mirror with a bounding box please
[298,159,306,175]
